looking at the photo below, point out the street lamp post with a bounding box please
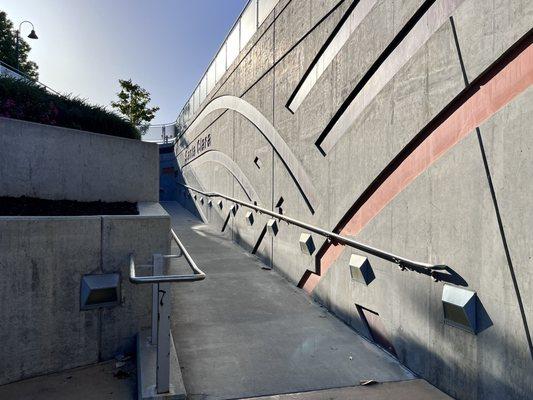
[15,20,38,71]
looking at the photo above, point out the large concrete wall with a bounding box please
[0,120,168,384]
[0,117,159,202]
[0,203,170,385]
[173,0,533,398]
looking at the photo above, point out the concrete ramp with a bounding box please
[162,202,448,400]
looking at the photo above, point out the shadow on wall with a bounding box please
[412,264,468,287]
[174,167,203,222]
[391,326,530,400]
[317,279,529,399]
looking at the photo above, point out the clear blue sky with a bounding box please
[2,0,248,124]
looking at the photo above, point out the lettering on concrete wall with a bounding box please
[184,133,211,163]
[196,133,211,153]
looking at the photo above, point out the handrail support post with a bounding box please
[154,253,171,394]
[151,254,162,345]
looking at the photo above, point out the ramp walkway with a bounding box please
[162,202,451,400]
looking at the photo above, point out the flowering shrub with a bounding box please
[0,76,139,139]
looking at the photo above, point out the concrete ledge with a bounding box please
[136,329,185,400]
[0,117,159,202]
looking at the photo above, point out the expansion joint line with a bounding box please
[450,17,533,360]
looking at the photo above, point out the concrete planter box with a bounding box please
[0,203,170,385]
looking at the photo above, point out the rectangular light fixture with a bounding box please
[442,285,477,334]
[80,273,120,310]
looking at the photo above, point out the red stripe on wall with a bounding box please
[301,37,533,294]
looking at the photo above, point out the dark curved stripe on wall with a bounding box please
[286,0,377,113]
[315,0,446,154]
[181,95,319,214]
[299,29,533,293]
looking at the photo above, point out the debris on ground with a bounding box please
[360,379,378,386]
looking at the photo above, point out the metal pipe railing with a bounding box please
[129,229,205,395]
[0,59,63,96]
[129,229,206,284]
[178,182,446,272]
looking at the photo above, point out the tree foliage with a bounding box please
[0,11,39,79]
[111,79,159,131]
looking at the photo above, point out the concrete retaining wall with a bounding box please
[174,0,533,398]
[0,203,170,385]
[0,117,159,202]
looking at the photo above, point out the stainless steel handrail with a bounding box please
[0,59,63,96]
[129,228,206,284]
[178,182,446,272]
[129,229,205,395]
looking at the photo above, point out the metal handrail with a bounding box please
[129,228,206,284]
[178,182,446,272]
[0,59,63,96]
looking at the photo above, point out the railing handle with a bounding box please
[129,229,206,284]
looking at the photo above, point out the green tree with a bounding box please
[0,11,39,79]
[111,79,159,132]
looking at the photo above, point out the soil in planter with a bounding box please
[0,196,138,216]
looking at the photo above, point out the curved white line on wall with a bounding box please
[184,95,319,214]
[318,0,465,154]
[287,0,378,113]
[182,150,261,204]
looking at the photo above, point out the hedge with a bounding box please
[0,76,139,139]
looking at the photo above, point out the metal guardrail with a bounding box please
[144,1,281,140]
[178,182,446,273]
[182,0,273,124]
[129,229,205,395]
[171,0,281,131]
[0,59,63,96]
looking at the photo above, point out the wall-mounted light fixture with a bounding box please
[267,219,278,236]
[442,284,477,334]
[217,200,223,209]
[230,204,238,216]
[349,254,375,286]
[245,211,254,226]
[208,199,213,208]
[80,273,120,310]
[299,233,315,255]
